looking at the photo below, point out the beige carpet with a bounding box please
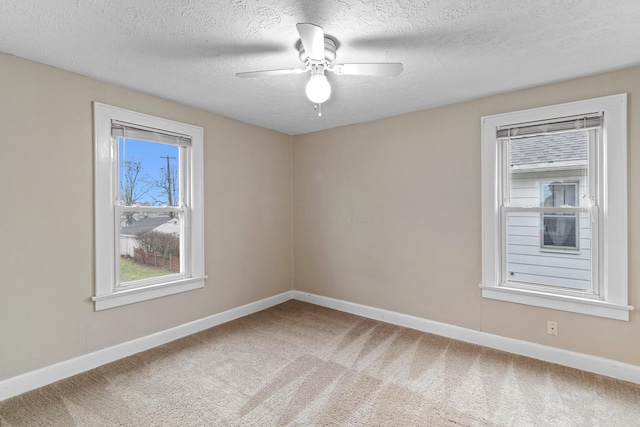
[1,300,639,426]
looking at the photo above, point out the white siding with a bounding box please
[506,172,591,290]
[120,235,137,257]
[154,218,180,234]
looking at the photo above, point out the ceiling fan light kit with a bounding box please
[236,23,403,112]
[305,65,332,104]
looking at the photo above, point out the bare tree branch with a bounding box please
[120,158,153,224]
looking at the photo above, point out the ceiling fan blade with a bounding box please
[296,23,325,61]
[236,68,307,78]
[331,63,404,77]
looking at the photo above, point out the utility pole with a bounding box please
[159,155,177,209]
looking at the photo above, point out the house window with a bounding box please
[540,182,579,250]
[93,103,206,310]
[481,94,633,320]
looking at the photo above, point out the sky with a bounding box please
[118,138,179,206]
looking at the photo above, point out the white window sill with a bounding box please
[92,276,207,310]
[479,284,633,321]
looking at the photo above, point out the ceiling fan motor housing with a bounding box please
[298,37,337,65]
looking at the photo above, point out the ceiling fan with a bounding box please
[236,23,403,106]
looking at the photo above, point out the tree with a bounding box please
[135,230,180,260]
[120,158,152,224]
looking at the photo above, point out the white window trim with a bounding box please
[480,94,633,321]
[92,103,206,310]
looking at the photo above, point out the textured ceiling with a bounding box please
[1,1,640,135]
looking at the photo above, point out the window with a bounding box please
[481,94,632,320]
[540,182,579,250]
[93,103,205,310]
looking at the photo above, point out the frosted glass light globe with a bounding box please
[305,74,331,104]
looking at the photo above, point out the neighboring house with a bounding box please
[153,218,180,235]
[119,215,178,257]
[507,131,591,290]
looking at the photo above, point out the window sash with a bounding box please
[112,127,190,292]
[500,208,597,297]
[499,128,599,296]
[118,205,184,213]
[114,205,189,291]
[114,136,190,290]
[116,137,186,208]
[502,206,588,214]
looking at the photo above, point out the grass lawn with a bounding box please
[120,256,173,282]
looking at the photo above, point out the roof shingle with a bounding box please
[510,131,587,168]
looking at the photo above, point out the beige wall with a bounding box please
[293,66,640,366]
[0,53,293,380]
[2,49,639,382]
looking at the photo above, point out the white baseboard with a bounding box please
[292,291,640,385]
[3,289,639,402]
[0,291,293,401]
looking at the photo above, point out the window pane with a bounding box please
[508,131,589,208]
[505,211,591,291]
[118,138,180,207]
[540,182,579,250]
[542,215,578,249]
[119,211,182,285]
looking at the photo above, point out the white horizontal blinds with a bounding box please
[111,120,191,146]
[497,113,603,139]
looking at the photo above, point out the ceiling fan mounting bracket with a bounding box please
[297,36,337,67]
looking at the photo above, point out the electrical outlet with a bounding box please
[547,321,558,336]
